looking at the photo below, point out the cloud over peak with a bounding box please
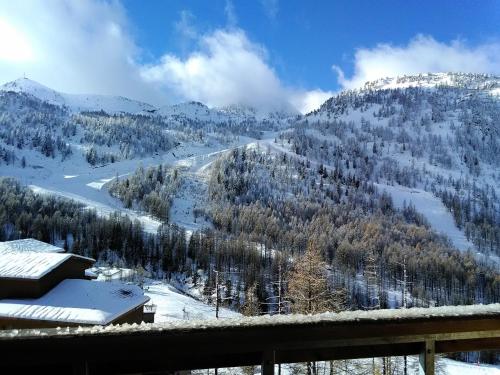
[334,35,500,89]
[142,29,291,112]
[0,0,166,105]
[0,1,330,113]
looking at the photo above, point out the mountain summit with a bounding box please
[1,77,65,106]
[0,77,155,114]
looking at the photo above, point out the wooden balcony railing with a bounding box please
[0,304,499,374]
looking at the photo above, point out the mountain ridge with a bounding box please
[0,77,156,115]
[358,72,500,93]
[0,77,298,122]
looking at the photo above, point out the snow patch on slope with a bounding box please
[376,183,474,251]
[376,183,500,267]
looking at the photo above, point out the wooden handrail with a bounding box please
[0,304,499,374]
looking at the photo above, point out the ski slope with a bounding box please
[0,133,258,233]
[375,183,500,267]
[375,183,474,251]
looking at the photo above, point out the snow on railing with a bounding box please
[0,304,498,375]
[1,303,499,338]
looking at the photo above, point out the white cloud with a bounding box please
[0,0,330,113]
[142,28,330,113]
[0,0,165,104]
[290,89,333,114]
[0,19,34,62]
[334,35,500,89]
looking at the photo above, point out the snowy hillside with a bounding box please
[157,101,240,123]
[219,103,299,121]
[360,72,500,93]
[1,72,498,268]
[0,77,155,114]
[298,72,500,266]
[1,77,66,105]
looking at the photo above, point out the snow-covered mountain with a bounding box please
[1,77,298,124]
[157,101,297,125]
[359,72,500,94]
[0,77,155,114]
[0,75,296,175]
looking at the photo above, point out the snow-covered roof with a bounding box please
[0,279,149,325]
[0,252,93,279]
[0,239,64,254]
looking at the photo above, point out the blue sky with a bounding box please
[123,0,500,92]
[0,0,499,112]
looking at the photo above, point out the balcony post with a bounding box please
[419,340,435,375]
[262,350,275,375]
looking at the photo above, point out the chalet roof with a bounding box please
[0,239,64,254]
[0,252,94,280]
[0,279,149,325]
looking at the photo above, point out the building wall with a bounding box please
[0,317,81,330]
[113,305,149,325]
[0,278,41,299]
[0,257,94,299]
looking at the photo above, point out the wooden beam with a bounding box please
[436,337,500,353]
[419,340,435,375]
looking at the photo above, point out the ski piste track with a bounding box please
[21,133,278,234]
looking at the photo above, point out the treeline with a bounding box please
[108,164,183,221]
